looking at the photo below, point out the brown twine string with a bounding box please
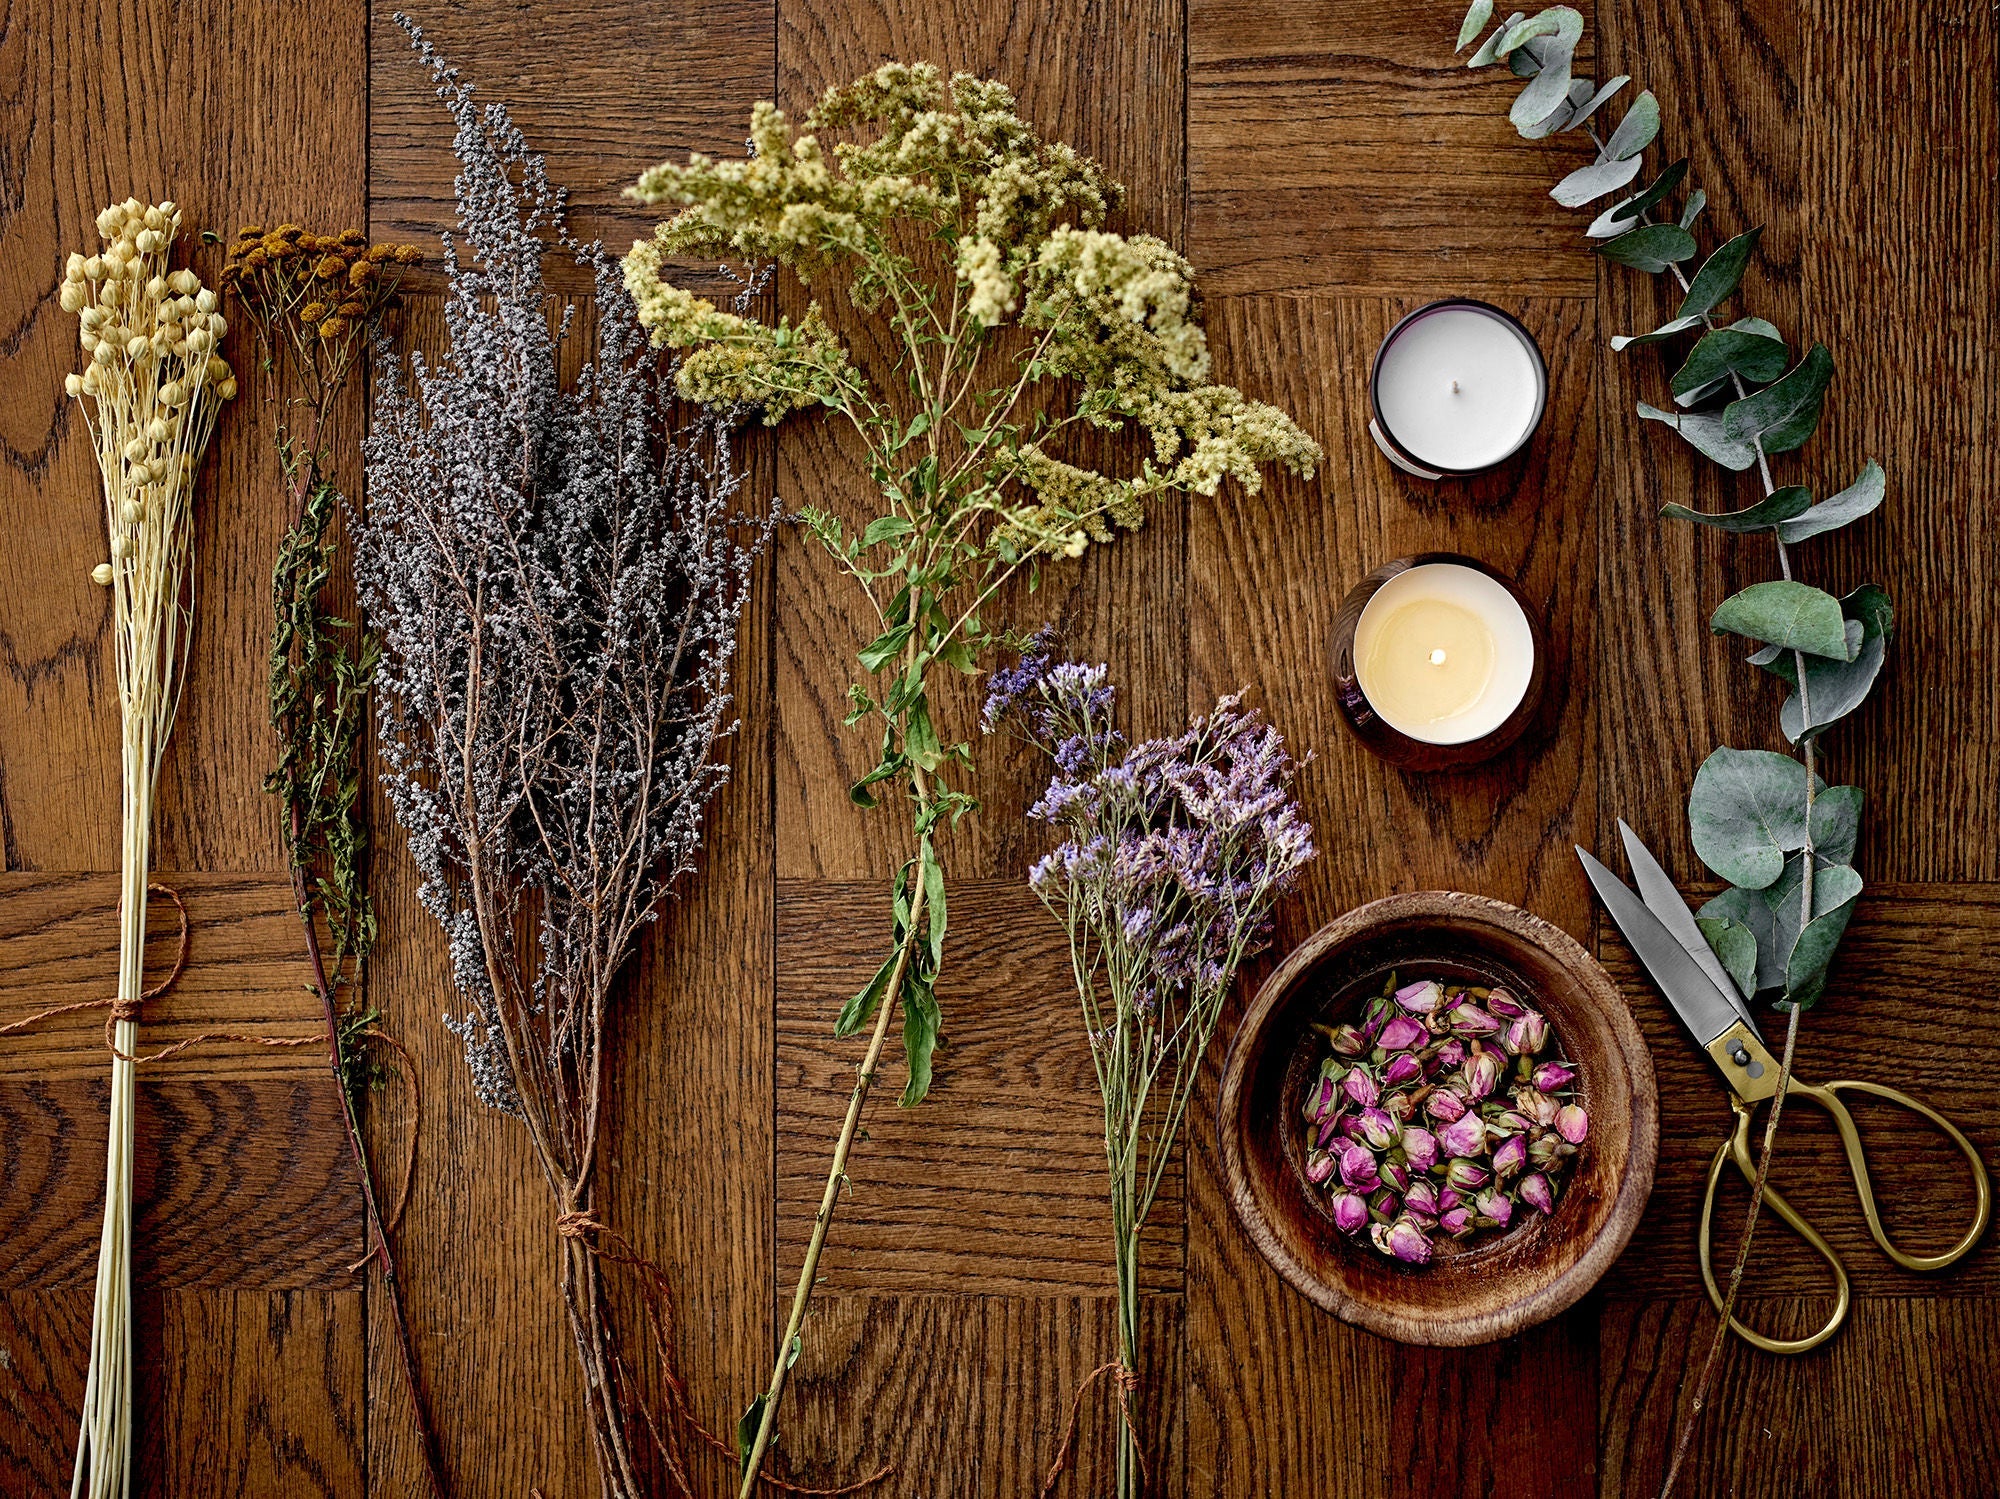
[554,1210,895,1498]
[1039,1360,1147,1499]
[344,1024,424,1274]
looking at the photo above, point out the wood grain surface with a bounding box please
[4,0,1997,1494]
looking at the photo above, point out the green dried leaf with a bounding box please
[1679,188,1708,231]
[1676,227,1763,321]
[1776,459,1885,544]
[1710,580,1857,661]
[1586,157,1688,237]
[1776,585,1893,741]
[1636,401,1757,470]
[1722,344,1834,455]
[1602,89,1661,159]
[921,834,948,967]
[1458,0,1496,51]
[1611,314,1703,351]
[857,621,912,673]
[898,974,942,1107]
[1688,746,1821,890]
[1696,915,1759,1001]
[904,694,943,771]
[1562,75,1629,133]
[835,950,897,1037]
[1597,223,1698,272]
[738,1395,767,1477]
[1670,326,1790,398]
[1552,152,1643,207]
[862,514,914,546]
[1660,485,1811,532]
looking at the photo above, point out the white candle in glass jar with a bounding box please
[1369,301,1547,478]
[1352,563,1535,744]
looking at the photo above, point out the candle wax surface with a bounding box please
[1353,564,1535,744]
[1374,306,1543,472]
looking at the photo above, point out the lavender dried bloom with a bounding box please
[356,22,770,1495]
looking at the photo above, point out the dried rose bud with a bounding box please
[1437,1185,1462,1212]
[1517,1088,1560,1127]
[1339,1142,1381,1193]
[1474,1188,1514,1229]
[1331,1190,1369,1235]
[1394,979,1443,1014]
[1330,1023,1368,1058]
[1533,1061,1577,1093]
[1425,1088,1468,1125]
[1486,989,1527,1019]
[1433,1038,1467,1071]
[1491,1133,1528,1179]
[1379,1157,1410,1194]
[1360,995,1393,1041]
[1448,1001,1502,1039]
[1382,1090,1416,1122]
[1483,1107,1533,1134]
[1437,1112,1487,1159]
[1462,1051,1504,1099]
[1445,1157,1492,1191]
[1316,1113,1345,1151]
[1556,1103,1589,1145]
[1383,1216,1434,1265]
[1305,1149,1337,1185]
[1343,1068,1381,1109]
[1383,1051,1423,1087]
[1506,1010,1550,1056]
[1400,1124,1439,1173]
[1441,1205,1475,1238]
[1304,1074,1339,1123]
[1519,1173,1556,1215]
[1356,1107,1398,1151]
[1378,1015,1429,1053]
[1528,1134,1566,1170]
[1404,1177,1441,1217]
[1368,1187,1401,1222]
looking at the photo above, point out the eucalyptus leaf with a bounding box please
[1670,326,1790,398]
[1498,7,1580,53]
[1510,24,1582,132]
[1777,585,1893,741]
[1611,313,1702,350]
[1676,227,1763,321]
[1467,12,1526,67]
[1710,580,1857,660]
[1602,90,1660,159]
[1776,459,1886,543]
[1673,375,1732,409]
[1763,857,1863,1004]
[1679,188,1708,230]
[1722,344,1834,455]
[1552,152,1644,207]
[1636,401,1757,469]
[1688,746,1820,889]
[1457,0,1495,51]
[1597,223,1698,272]
[899,974,942,1107]
[1661,485,1811,532]
[1808,784,1864,867]
[1586,157,1688,236]
[1696,915,1760,1001]
[1520,77,1593,139]
[1562,75,1630,132]
[1697,885,1781,992]
[1509,36,1548,77]
[1786,894,1860,1004]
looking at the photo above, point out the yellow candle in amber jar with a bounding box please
[1353,563,1534,744]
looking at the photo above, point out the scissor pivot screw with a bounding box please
[1728,1041,1751,1065]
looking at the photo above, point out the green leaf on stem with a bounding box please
[1661,485,1811,532]
[1636,402,1757,469]
[1508,15,1584,132]
[1699,857,1860,999]
[1611,314,1703,351]
[899,973,942,1107]
[1679,188,1708,231]
[1562,75,1630,133]
[857,622,912,673]
[1457,0,1495,51]
[1670,322,1790,398]
[1466,11,1526,67]
[1688,746,1821,889]
[1676,227,1763,321]
[1722,344,1834,455]
[738,1395,767,1477]
[1696,915,1759,1001]
[1597,223,1698,272]
[921,834,948,968]
[1585,157,1688,236]
[862,514,914,547]
[1552,152,1644,207]
[1809,785,1864,867]
[836,951,898,1038]
[1776,459,1886,544]
[1768,585,1895,741]
[1711,580,1857,660]
[904,695,943,772]
[1602,89,1660,159]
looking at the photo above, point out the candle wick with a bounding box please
[1429,648,1447,666]
[1449,379,1461,395]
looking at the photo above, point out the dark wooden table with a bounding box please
[5,0,1997,1494]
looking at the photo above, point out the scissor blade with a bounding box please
[1576,846,1747,1048]
[1617,820,1763,1041]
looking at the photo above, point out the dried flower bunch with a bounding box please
[58,197,236,1499]
[1302,974,1586,1267]
[1452,7,1893,1490]
[358,22,770,1497]
[987,634,1314,1499]
[224,222,443,1496]
[622,65,1321,1489]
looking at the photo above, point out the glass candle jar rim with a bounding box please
[1368,299,1550,477]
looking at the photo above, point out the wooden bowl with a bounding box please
[1218,890,1657,1346]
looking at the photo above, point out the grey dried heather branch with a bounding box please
[358,20,773,1497]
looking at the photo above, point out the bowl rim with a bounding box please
[1218,889,1659,1346]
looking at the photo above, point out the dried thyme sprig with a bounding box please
[222,222,444,1498]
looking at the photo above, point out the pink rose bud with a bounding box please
[1462,1052,1504,1099]
[1303,1074,1338,1123]
[1331,1190,1370,1235]
[1403,1177,1441,1216]
[1485,989,1526,1019]
[1368,1186,1401,1221]
[1521,1089,1560,1127]
[1360,996,1391,1041]
[1449,1001,1502,1039]
[1445,1157,1492,1191]
[1384,1216,1434,1264]
[1437,1186,1463,1212]
[1379,1157,1410,1194]
[1400,1125,1439,1173]
[1437,1112,1487,1159]
[1339,1142,1381,1193]
[1382,1089,1416,1122]
[1507,1011,1550,1056]
[1305,1149,1337,1185]
[1491,1132,1528,1179]
[1383,1052,1423,1087]
[1556,1103,1589,1145]
[1330,1023,1368,1058]
[1316,1113,1345,1150]
[1474,1188,1514,1229]
[1534,1061,1577,1093]
[1434,1039,1467,1071]
[1483,1107,1533,1134]
[1394,979,1443,1014]
[1425,1088,1468,1125]
[1356,1107,1398,1151]
[1378,1015,1429,1053]
[1528,1134,1565,1170]
[1343,1068,1380,1109]
[1441,1205,1475,1238]
[1519,1173,1556,1215]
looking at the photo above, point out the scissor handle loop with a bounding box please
[1809,1078,1992,1272]
[1697,1100,1850,1355]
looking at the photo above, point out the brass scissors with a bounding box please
[1578,822,1991,1353]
